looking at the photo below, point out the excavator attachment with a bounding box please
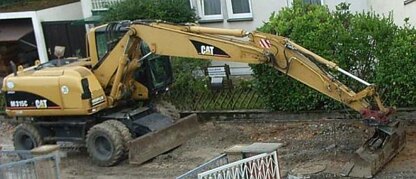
[341,121,406,178]
[128,113,199,165]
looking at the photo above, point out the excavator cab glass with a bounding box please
[137,41,173,95]
[95,27,126,61]
[95,32,108,61]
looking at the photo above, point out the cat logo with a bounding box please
[35,99,48,109]
[191,40,230,58]
[200,45,214,56]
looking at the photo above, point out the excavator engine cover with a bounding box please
[341,121,406,178]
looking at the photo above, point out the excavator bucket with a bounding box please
[127,113,199,165]
[341,121,406,178]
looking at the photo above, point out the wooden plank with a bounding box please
[128,114,199,165]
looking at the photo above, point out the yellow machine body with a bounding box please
[2,64,107,116]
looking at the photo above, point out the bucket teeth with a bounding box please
[341,121,406,178]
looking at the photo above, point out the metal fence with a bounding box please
[198,152,280,179]
[164,88,265,111]
[177,154,229,179]
[0,150,61,179]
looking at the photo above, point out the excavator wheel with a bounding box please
[86,122,124,167]
[13,123,43,150]
[103,120,133,152]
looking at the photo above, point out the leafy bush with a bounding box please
[251,0,416,111]
[375,22,416,107]
[170,57,210,92]
[103,0,197,23]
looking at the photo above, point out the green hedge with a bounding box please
[375,23,416,107]
[103,0,197,23]
[0,0,23,6]
[251,1,416,111]
[170,57,210,92]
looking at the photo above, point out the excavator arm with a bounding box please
[128,21,394,122]
[90,21,405,177]
[92,20,394,122]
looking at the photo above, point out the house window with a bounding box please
[197,0,223,21]
[303,0,322,5]
[226,0,253,19]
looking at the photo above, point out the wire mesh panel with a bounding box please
[198,152,280,179]
[164,88,265,111]
[0,151,60,179]
[177,154,229,179]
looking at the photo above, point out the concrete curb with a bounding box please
[181,108,416,122]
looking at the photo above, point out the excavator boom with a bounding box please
[128,21,391,118]
[121,21,404,177]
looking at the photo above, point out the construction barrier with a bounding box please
[176,154,229,179]
[198,151,280,179]
[0,150,61,179]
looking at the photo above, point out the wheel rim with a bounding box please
[94,136,113,160]
[19,134,36,150]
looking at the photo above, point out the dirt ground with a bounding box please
[1,118,415,179]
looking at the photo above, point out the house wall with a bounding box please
[325,1,416,26]
[405,2,416,26]
[37,2,83,22]
[368,0,416,26]
[191,0,415,32]
[190,0,286,31]
[80,0,93,18]
[324,0,368,12]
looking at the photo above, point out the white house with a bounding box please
[188,0,416,74]
[368,0,416,26]
[0,1,84,65]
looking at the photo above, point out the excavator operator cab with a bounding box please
[136,41,173,96]
[88,22,173,98]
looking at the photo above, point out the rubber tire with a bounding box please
[13,123,43,150]
[103,120,133,152]
[86,122,124,167]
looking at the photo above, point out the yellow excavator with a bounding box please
[2,20,405,177]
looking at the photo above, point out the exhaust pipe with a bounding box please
[10,61,17,76]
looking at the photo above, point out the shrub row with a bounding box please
[251,1,416,111]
